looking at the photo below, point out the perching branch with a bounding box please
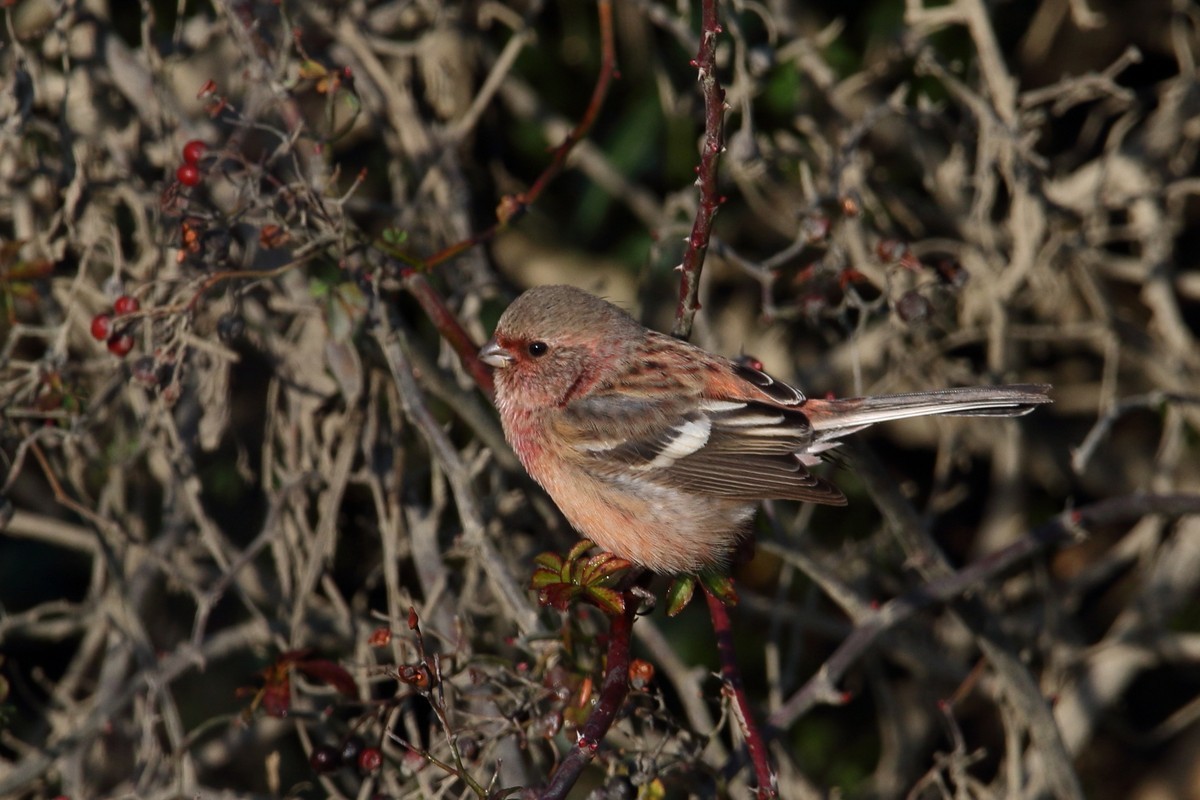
[706,586,777,799]
[539,597,638,800]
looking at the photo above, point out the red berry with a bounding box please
[176,164,201,186]
[309,744,341,774]
[90,313,113,341]
[182,139,207,165]
[113,295,140,315]
[357,746,382,772]
[107,332,135,357]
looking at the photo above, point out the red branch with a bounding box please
[540,598,638,800]
[402,1,618,393]
[515,1,616,220]
[672,0,726,340]
[424,0,617,271]
[402,271,495,397]
[705,587,777,798]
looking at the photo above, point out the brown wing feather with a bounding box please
[654,452,846,504]
[563,391,845,503]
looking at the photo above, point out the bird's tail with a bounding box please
[805,384,1052,441]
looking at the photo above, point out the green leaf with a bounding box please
[700,572,738,607]
[528,542,631,616]
[665,576,696,617]
[586,586,626,616]
[532,551,566,571]
[530,566,565,590]
[580,551,632,585]
[298,60,329,79]
[566,539,595,562]
[381,227,409,245]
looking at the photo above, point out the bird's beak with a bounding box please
[479,338,514,368]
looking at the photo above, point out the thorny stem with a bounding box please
[705,586,777,799]
[539,596,638,800]
[672,0,727,340]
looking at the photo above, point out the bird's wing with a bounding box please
[553,391,846,505]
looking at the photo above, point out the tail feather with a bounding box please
[807,384,1051,438]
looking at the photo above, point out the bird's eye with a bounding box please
[527,341,548,357]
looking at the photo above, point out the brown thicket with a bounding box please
[2,1,1199,799]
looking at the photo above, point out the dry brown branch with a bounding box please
[2,1,1199,797]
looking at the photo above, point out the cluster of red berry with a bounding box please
[89,295,140,357]
[309,734,383,775]
[176,139,207,187]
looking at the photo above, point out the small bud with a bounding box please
[628,659,655,689]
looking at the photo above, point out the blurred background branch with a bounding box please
[1,0,1199,798]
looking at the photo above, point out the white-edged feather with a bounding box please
[643,417,713,468]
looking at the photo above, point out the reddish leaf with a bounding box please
[628,659,655,689]
[295,658,358,698]
[396,663,431,689]
[5,258,53,281]
[537,583,574,611]
[261,679,291,717]
[277,649,314,665]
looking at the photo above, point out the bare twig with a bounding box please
[769,493,1200,732]
[373,311,539,636]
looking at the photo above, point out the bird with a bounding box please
[479,284,1051,574]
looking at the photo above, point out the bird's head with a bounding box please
[480,285,641,408]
